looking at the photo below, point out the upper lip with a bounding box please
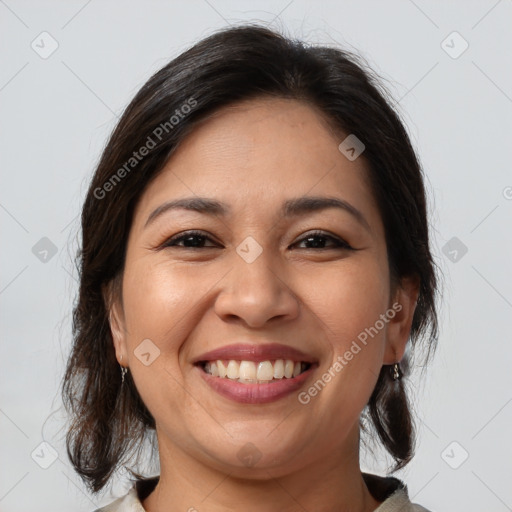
[193,343,318,364]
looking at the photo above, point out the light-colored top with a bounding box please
[93,473,431,512]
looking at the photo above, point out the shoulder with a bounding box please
[91,477,158,512]
[92,486,144,512]
[362,472,433,512]
[377,488,432,511]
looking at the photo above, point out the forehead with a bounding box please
[168,97,350,180]
[133,97,380,231]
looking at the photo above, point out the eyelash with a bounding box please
[160,230,353,251]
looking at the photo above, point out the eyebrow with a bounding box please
[144,195,371,232]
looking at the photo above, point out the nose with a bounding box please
[214,248,300,328]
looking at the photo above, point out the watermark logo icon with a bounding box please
[441,441,469,469]
[236,236,263,264]
[134,338,161,366]
[338,134,365,161]
[31,32,59,59]
[237,442,262,467]
[31,441,59,469]
[441,31,469,59]
[32,237,58,263]
[442,236,468,263]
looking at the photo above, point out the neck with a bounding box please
[142,427,381,512]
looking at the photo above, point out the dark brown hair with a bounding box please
[61,24,440,494]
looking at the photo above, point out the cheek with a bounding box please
[120,257,229,389]
[119,261,207,428]
[298,262,390,428]
[306,255,390,352]
[122,259,204,342]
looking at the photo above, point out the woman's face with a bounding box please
[109,97,418,476]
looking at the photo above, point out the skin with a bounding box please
[107,97,419,512]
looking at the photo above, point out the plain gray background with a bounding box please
[1,1,511,511]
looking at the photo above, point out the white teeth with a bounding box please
[284,360,294,378]
[239,361,256,380]
[226,360,239,379]
[217,360,227,378]
[256,361,274,381]
[274,359,284,379]
[204,359,309,382]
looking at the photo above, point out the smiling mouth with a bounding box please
[197,359,313,384]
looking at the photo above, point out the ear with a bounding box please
[102,279,128,366]
[383,274,420,365]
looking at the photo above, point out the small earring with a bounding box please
[120,354,128,384]
[393,362,402,381]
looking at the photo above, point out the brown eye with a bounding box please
[293,231,353,250]
[162,230,219,249]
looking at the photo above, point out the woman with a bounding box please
[62,24,440,512]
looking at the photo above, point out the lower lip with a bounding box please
[196,364,316,404]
